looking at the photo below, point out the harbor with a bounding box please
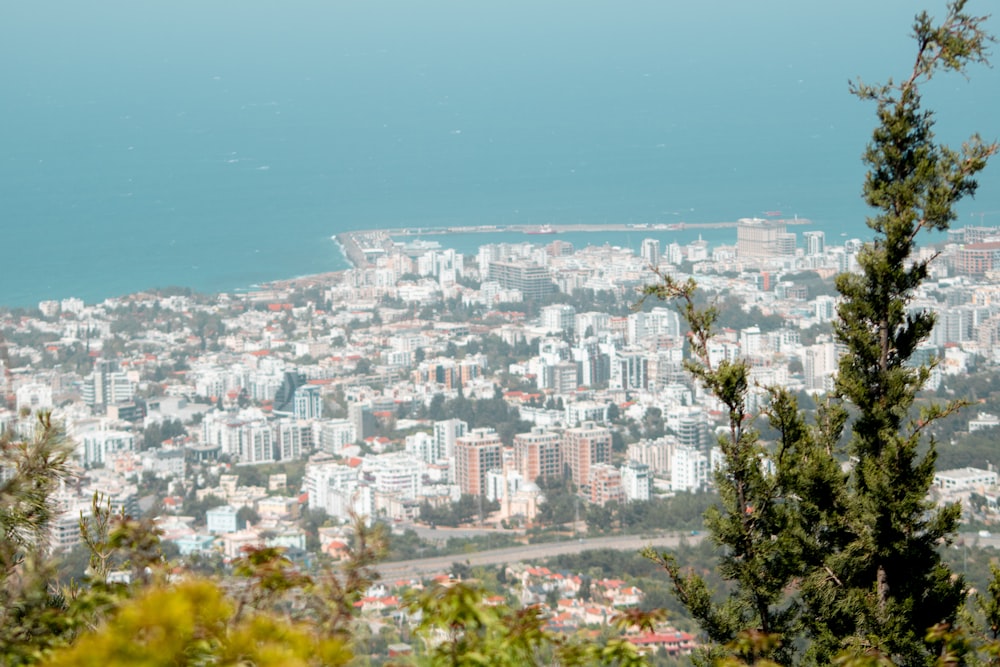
[335,218,811,269]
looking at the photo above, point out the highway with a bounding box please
[374,529,999,579]
[375,532,704,579]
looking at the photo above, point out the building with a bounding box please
[272,371,306,415]
[276,418,312,461]
[736,218,796,260]
[671,445,709,492]
[454,428,503,497]
[627,439,671,475]
[956,242,1000,276]
[803,230,825,256]
[317,419,356,455]
[544,361,581,394]
[349,403,377,441]
[78,430,135,467]
[614,349,648,391]
[293,384,323,420]
[488,260,555,300]
[640,238,661,268]
[561,422,612,491]
[933,467,998,492]
[514,427,563,484]
[432,418,468,463]
[15,383,53,414]
[541,304,576,335]
[804,342,838,394]
[82,359,133,408]
[621,460,652,502]
[206,505,241,534]
[588,463,624,506]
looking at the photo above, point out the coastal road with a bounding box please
[375,532,704,578]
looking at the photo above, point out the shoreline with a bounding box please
[332,218,811,271]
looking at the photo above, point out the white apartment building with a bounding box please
[804,342,839,393]
[671,445,709,493]
[78,430,134,467]
[316,418,356,455]
[621,461,652,502]
[15,383,53,414]
[362,453,423,501]
[934,467,998,492]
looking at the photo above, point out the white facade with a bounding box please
[15,383,53,414]
[622,461,651,502]
[671,445,709,493]
[362,453,423,501]
[316,418,356,455]
[206,505,240,534]
[804,342,839,393]
[934,467,998,492]
[433,418,468,463]
[79,430,135,467]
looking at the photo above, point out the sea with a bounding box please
[2,0,999,308]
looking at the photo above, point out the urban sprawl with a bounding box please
[4,217,1000,655]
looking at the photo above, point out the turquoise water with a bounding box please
[2,1,998,307]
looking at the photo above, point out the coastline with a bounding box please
[332,218,811,271]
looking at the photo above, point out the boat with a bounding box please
[525,225,557,235]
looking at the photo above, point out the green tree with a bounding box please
[804,3,997,663]
[643,3,997,665]
[642,279,846,666]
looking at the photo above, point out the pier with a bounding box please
[335,219,811,269]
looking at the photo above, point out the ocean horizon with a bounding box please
[2,1,998,308]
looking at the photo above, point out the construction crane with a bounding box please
[971,211,1000,225]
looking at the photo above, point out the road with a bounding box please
[376,532,704,579]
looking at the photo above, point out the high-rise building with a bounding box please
[543,361,580,394]
[671,445,709,492]
[514,427,562,483]
[640,238,661,268]
[317,418,356,454]
[82,359,133,408]
[455,428,503,497]
[621,460,652,502]
[613,349,648,391]
[804,342,839,393]
[803,230,825,256]
[541,304,576,335]
[561,421,612,490]
[433,418,468,462]
[275,418,313,461]
[588,463,624,506]
[736,218,796,260]
[487,260,555,300]
[272,371,306,415]
[79,430,134,467]
[349,403,376,441]
[293,384,323,420]
[627,439,671,474]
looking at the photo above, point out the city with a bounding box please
[5,217,1000,659]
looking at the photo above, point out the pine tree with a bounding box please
[643,2,997,665]
[641,281,847,666]
[806,2,997,663]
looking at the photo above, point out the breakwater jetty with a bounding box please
[335,218,811,269]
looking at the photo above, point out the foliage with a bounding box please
[584,493,717,535]
[419,494,500,528]
[40,578,351,667]
[0,413,79,664]
[407,581,654,666]
[140,418,185,449]
[640,3,998,665]
[641,277,846,666]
